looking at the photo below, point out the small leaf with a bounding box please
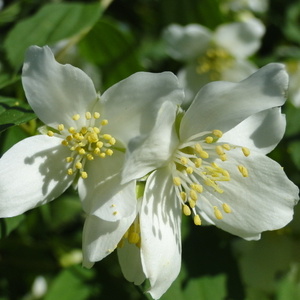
[44,265,95,300]
[0,97,35,133]
[4,2,102,69]
[0,215,25,239]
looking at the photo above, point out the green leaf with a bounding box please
[44,265,95,300]
[288,141,300,170]
[78,18,143,89]
[161,265,227,300]
[0,215,25,239]
[0,97,35,133]
[4,2,102,69]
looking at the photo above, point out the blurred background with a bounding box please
[1,0,300,299]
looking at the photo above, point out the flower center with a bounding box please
[196,46,233,80]
[172,129,250,225]
[47,111,116,179]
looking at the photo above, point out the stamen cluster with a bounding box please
[172,129,250,225]
[196,46,233,80]
[47,111,116,179]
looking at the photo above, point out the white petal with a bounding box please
[117,240,146,285]
[221,108,286,154]
[196,149,299,240]
[177,65,212,108]
[221,59,257,82]
[0,135,74,217]
[140,168,182,299]
[78,150,136,221]
[121,101,179,183]
[180,63,288,141]
[22,46,98,128]
[214,18,265,58]
[82,213,136,268]
[98,71,183,147]
[163,24,212,61]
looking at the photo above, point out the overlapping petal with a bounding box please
[117,241,146,285]
[196,149,299,240]
[140,168,182,299]
[78,150,136,221]
[0,135,74,217]
[221,108,286,154]
[82,213,136,268]
[180,63,288,141]
[99,71,183,146]
[22,46,98,129]
[214,18,265,58]
[121,101,180,183]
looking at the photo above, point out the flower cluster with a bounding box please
[0,46,299,299]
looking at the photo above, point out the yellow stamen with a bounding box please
[173,177,181,186]
[214,206,223,220]
[238,165,249,177]
[242,147,250,157]
[212,129,223,138]
[47,131,54,137]
[222,203,232,213]
[58,124,65,131]
[183,205,191,216]
[194,214,201,226]
[85,112,92,120]
[72,114,80,121]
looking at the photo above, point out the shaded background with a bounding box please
[1,0,300,299]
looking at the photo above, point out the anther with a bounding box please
[242,147,250,157]
[81,172,88,179]
[85,112,92,120]
[216,145,224,156]
[189,199,196,208]
[66,157,73,163]
[214,206,223,220]
[61,140,68,146]
[205,136,214,143]
[173,177,181,186]
[194,158,202,168]
[222,203,232,213]
[68,127,75,134]
[93,112,100,119]
[106,149,113,156]
[75,162,83,169]
[212,129,223,138]
[180,157,188,165]
[180,192,187,201]
[101,119,108,126]
[58,124,65,131]
[238,165,249,177]
[183,205,191,216]
[190,190,198,201]
[67,168,73,175]
[72,114,80,121]
[47,131,54,137]
[109,138,116,145]
[186,167,194,174]
[222,144,231,151]
[194,214,201,226]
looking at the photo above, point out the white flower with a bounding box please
[121,63,299,299]
[0,45,183,226]
[163,18,265,106]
